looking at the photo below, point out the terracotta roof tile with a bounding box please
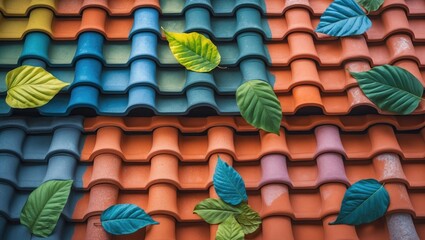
[1,0,425,239]
[2,0,425,17]
[1,116,424,239]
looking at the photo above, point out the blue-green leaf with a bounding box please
[101,204,158,235]
[315,0,372,37]
[213,157,247,206]
[330,179,390,225]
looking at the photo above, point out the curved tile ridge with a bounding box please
[0,119,84,161]
[5,32,425,68]
[0,7,133,40]
[73,149,425,191]
[3,5,425,42]
[17,85,425,116]
[386,213,420,240]
[278,85,425,115]
[0,59,273,95]
[0,116,83,132]
[1,0,424,17]
[159,7,274,41]
[0,0,161,16]
[0,215,76,240]
[273,60,425,93]
[0,153,86,189]
[83,115,425,132]
[81,124,425,162]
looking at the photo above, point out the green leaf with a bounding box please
[330,179,390,225]
[216,216,244,240]
[101,204,158,235]
[162,28,221,72]
[193,198,242,224]
[5,65,70,109]
[236,80,282,135]
[20,180,73,237]
[350,65,423,115]
[235,203,261,234]
[356,0,384,12]
[213,157,247,206]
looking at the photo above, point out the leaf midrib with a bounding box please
[361,78,422,100]
[165,31,214,65]
[338,184,385,223]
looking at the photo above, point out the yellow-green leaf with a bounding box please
[235,203,261,234]
[162,28,221,72]
[216,216,244,240]
[6,65,69,109]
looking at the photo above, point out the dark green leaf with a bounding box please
[351,65,423,114]
[356,0,384,12]
[20,180,73,237]
[216,216,244,240]
[235,203,261,234]
[194,198,242,224]
[330,179,390,225]
[236,80,282,135]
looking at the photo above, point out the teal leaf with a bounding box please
[351,65,423,115]
[315,0,372,37]
[20,180,73,237]
[193,198,242,224]
[213,157,248,206]
[101,204,158,235]
[330,179,390,225]
[235,203,261,234]
[236,80,282,135]
[216,216,244,240]
[356,0,384,12]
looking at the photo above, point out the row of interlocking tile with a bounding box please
[1,116,424,240]
[1,0,424,16]
[1,1,425,116]
[1,7,424,41]
[1,35,425,115]
[2,32,425,68]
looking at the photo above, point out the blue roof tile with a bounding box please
[0,117,86,239]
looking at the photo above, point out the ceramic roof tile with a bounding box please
[1,116,425,239]
[1,0,425,239]
[1,0,425,17]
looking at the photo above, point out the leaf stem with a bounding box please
[217,65,227,70]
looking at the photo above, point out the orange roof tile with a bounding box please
[68,116,425,239]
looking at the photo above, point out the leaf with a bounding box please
[162,28,221,72]
[194,198,242,224]
[330,179,390,225]
[20,180,73,237]
[213,157,248,206]
[356,0,384,12]
[236,80,282,135]
[350,65,423,115]
[315,0,372,37]
[216,216,244,240]
[101,204,158,235]
[235,203,261,234]
[5,65,70,109]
